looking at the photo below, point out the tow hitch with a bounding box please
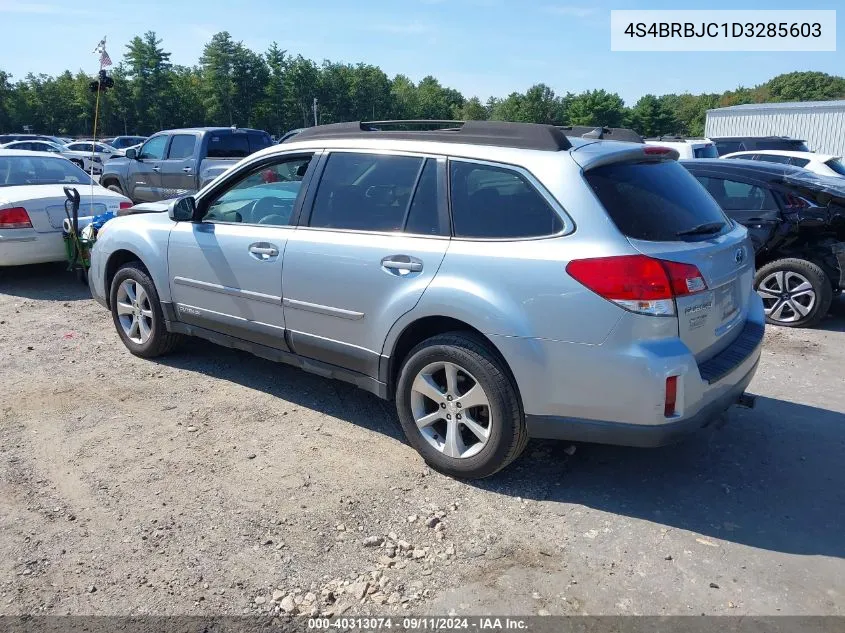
[737,392,757,409]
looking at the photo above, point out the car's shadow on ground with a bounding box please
[817,294,845,332]
[0,263,90,301]
[151,338,406,443]
[472,395,845,559]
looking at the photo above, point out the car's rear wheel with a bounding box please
[109,263,181,357]
[755,258,832,328]
[395,332,527,479]
[105,183,124,195]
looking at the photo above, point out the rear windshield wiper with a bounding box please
[676,222,725,237]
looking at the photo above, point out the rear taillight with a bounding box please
[644,146,672,155]
[783,193,809,209]
[119,201,133,209]
[566,255,708,316]
[0,207,32,229]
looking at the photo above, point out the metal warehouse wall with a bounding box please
[705,104,845,156]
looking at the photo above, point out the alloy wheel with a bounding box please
[115,279,154,344]
[410,361,492,459]
[757,270,816,323]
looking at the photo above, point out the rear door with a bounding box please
[584,159,756,362]
[159,133,199,198]
[281,150,449,377]
[128,134,168,201]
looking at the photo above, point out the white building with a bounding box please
[705,100,845,156]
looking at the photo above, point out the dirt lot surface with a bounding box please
[1,264,844,616]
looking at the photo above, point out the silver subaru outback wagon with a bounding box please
[88,121,764,479]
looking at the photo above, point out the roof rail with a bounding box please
[290,120,572,151]
[557,126,643,144]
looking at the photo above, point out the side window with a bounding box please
[698,177,777,211]
[167,134,196,160]
[309,152,424,232]
[138,135,168,160]
[204,154,313,226]
[789,157,809,168]
[449,161,562,239]
[756,154,790,165]
[206,133,250,158]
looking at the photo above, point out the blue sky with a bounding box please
[0,0,841,105]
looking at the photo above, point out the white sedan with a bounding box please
[721,150,845,178]
[64,141,118,174]
[0,149,132,266]
[0,139,100,174]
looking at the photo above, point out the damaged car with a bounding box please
[683,159,845,328]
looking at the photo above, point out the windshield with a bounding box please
[0,155,93,187]
[825,158,845,176]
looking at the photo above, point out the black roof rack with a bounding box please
[290,120,572,151]
[645,135,710,142]
[558,126,643,144]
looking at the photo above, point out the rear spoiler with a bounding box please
[570,144,680,171]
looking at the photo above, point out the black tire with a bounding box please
[755,258,832,328]
[109,263,181,357]
[70,159,84,169]
[105,183,124,195]
[395,332,527,479]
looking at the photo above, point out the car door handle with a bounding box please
[382,256,423,273]
[152,165,160,172]
[249,244,279,259]
[182,167,192,173]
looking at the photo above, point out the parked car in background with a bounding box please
[0,139,99,173]
[711,136,810,156]
[100,127,273,202]
[645,136,718,159]
[0,133,66,146]
[0,150,131,266]
[721,150,845,178]
[682,159,845,328]
[89,120,763,478]
[103,136,147,150]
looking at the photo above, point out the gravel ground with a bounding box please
[1,263,844,616]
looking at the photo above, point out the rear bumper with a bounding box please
[0,231,65,266]
[526,357,759,447]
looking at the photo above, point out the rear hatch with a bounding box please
[580,153,755,362]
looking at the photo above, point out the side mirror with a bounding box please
[125,148,137,160]
[168,196,196,222]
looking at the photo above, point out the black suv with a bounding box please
[710,136,809,156]
[682,159,845,328]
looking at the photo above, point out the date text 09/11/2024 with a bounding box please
[623,22,822,39]
[307,617,529,630]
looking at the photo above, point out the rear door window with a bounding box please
[309,152,426,233]
[167,134,197,160]
[449,161,562,238]
[695,176,777,211]
[584,160,729,241]
[206,133,251,158]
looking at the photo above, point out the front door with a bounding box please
[167,152,316,349]
[281,151,449,377]
[129,134,168,202]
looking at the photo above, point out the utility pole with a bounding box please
[313,97,318,126]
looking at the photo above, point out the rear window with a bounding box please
[825,158,845,176]
[206,133,250,158]
[248,132,273,152]
[0,156,93,187]
[715,141,745,155]
[757,139,809,152]
[584,160,729,241]
[693,144,718,159]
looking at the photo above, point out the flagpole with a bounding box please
[90,82,101,204]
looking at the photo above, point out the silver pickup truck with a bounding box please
[100,127,272,203]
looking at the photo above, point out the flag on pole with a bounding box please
[93,36,112,69]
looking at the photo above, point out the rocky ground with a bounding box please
[1,264,844,617]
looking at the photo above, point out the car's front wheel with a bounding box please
[109,263,181,357]
[755,258,832,328]
[395,332,527,479]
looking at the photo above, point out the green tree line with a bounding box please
[1,31,844,139]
